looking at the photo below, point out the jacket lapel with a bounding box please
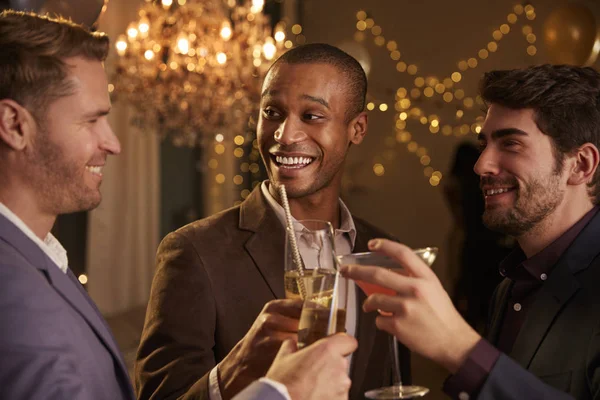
[487,279,513,345]
[240,187,286,299]
[0,215,132,397]
[44,264,131,386]
[509,264,579,368]
[508,210,600,368]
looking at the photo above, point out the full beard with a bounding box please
[26,134,101,215]
[482,174,564,237]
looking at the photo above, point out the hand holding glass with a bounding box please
[283,220,348,347]
[337,247,438,399]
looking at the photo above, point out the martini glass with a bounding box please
[337,247,438,399]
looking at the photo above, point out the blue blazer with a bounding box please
[0,214,135,399]
[480,209,600,399]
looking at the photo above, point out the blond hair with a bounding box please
[0,10,109,122]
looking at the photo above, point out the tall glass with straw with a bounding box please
[279,185,348,347]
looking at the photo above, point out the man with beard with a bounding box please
[341,64,600,400]
[0,14,369,400]
[135,43,404,400]
[0,10,133,399]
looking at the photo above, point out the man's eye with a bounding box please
[503,140,520,148]
[263,109,280,118]
[303,114,321,120]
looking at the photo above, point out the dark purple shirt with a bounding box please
[443,206,599,399]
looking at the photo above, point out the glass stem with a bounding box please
[389,335,402,386]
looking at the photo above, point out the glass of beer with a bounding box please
[338,247,438,399]
[283,220,347,347]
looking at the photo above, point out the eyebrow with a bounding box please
[82,108,111,119]
[300,94,330,109]
[260,89,330,109]
[478,127,529,141]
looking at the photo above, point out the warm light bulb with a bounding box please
[217,52,227,64]
[291,24,302,35]
[177,34,189,54]
[116,36,128,56]
[162,0,173,7]
[138,17,150,35]
[274,30,285,42]
[220,21,232,41]
[127,25,138,39]
[144,50,154,60]
[251,0,264,13]
[263,38,276,60]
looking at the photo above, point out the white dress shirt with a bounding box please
[0,202,68,273]
[208,182,358,400]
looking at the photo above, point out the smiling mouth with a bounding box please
[86,165,104,176]
[273,155,315,169]
[483,187,515,196]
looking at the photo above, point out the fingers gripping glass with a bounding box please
[337,247,438,399]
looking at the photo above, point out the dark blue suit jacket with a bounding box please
[481,209,600,399]
[0,214,135,399]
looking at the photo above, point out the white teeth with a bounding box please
[485,188,511,196]
[275,155,314,166]
[86,166,103,175]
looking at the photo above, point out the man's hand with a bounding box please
[267,334,357,400]
[341,239,481,374]
[218,299,303,399]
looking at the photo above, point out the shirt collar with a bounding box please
[260,181,357,248]
[0,202,69,273]
[499,206,600,282]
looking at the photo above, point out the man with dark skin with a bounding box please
[136,44,403,400]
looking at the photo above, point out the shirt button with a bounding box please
[459,392,470,400]
[514,303,522,312]
[540,273,547,281]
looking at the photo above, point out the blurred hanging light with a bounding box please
[112,0,286,147]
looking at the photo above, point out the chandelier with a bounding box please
[112,0,287,147]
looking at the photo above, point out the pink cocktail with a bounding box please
[337,248,438,399]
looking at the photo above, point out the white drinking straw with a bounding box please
[279,184,306,298]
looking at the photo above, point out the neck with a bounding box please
[517,196,594,258]
[269,183,342,229]
[0,186,56,240]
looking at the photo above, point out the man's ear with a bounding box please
[567,142,599,186]
[0,99,36,151]
[348,111,368,145]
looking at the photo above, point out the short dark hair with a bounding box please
[480,64,600,205]
[271,43,367,122]
[0,10,109,124]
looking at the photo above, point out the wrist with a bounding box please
[439,326,481,374]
